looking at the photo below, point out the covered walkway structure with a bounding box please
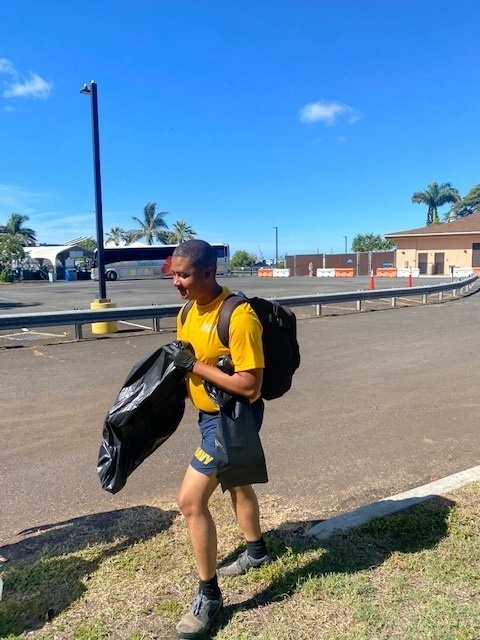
[24,244,94,280]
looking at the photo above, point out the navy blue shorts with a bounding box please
[190,398,264,477]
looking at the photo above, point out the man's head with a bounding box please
[171,240,220,303]
[172,240,217,272]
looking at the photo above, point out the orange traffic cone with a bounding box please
[369,273,375,290]
[407,270,413,287]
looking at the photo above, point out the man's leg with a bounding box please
[229,484,261,542]
[175,465,222,639]
[217,484,270,577]
[177,464,219,580]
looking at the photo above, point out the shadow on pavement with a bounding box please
[0,301,41,310]
[0,505,179,636]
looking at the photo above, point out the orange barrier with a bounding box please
[376,268,397,277]
[258,268,273,277]
[474,268,480,276]
[334,268,355,277]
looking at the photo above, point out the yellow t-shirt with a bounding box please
[177,288,264,412]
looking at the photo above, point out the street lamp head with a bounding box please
[80,83,91,95]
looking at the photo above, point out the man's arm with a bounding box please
[163,341,263,400]
[192,361,263,400]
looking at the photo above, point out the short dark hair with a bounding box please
[172,240,217,271]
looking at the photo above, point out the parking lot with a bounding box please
[1,274,479,542]
[0,274,458,348]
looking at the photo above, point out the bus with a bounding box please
[91,243,230,281]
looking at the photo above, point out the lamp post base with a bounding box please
[90,298,118,334]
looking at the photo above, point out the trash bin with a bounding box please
[48,271,57,283]
[65,269,78,281]
[427,262,435,275]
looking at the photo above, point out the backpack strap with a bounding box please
[180,299,195,325]
[180,294,249,349]
[217,294,249,348]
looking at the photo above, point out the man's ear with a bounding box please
[205,266,213,279]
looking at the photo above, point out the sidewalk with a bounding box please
[308,464,480,539]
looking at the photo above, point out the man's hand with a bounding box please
[164,341,197,372]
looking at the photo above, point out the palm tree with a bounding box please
[105,226,125,246]
[122,229,142,245]
[0,213,37,246]
[132,202,169,245]
[412,182,460,226]
[165,219,196,244]
[446,184,480,220]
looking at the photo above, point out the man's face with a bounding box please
[171,255,209,301]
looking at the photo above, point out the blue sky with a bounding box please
[1,1,479,260]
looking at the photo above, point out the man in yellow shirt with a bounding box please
[164,240,270,639]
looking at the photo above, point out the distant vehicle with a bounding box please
[91,243,230,281]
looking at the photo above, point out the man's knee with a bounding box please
[177,466,219,518]
[177,486,198,518]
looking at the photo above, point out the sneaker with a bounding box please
[174,591,223,639]
[217,549,271,577]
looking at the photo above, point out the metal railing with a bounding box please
[0,275,477,340]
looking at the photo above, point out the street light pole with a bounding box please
[80,80,107,300]
[273,226,279,267]
[343,235,348,254]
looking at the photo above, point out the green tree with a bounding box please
[351,233,395,252]
[132,202,169,245]
[0,213,37,246]
[106,226,126,246]
[412,182,460,226]
[76,237,97,251]
[446,184,480,220]
[0,234,24,280]
[230,250,256,269]
[165,220,196,244]
[122,229,142,245]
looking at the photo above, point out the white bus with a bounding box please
[91,243,230,281]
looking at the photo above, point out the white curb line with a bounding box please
[306,465,480,540]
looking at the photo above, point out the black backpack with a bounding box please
[181,294,300,400]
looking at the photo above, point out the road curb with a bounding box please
[306,465,480,540]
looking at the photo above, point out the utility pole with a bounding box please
[273,226,279,267]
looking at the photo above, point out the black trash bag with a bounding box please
[203,354,235,408]
[204,358,268,492]
[215,395,268,492]
[97,344,187,494]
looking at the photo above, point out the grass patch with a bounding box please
[1,485,480,639]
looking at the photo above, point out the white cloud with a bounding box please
[0,58,53,100]
[337,136,346,143]
[0,183,96,244]
[0,57,16,75]
[0,183,35,212]
[32,213,95,244]
[4,72,52,99]
[299,100,362,127]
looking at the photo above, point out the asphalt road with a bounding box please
[0,274,450,314]
[0,274,455,346]
[1,277,479,544]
